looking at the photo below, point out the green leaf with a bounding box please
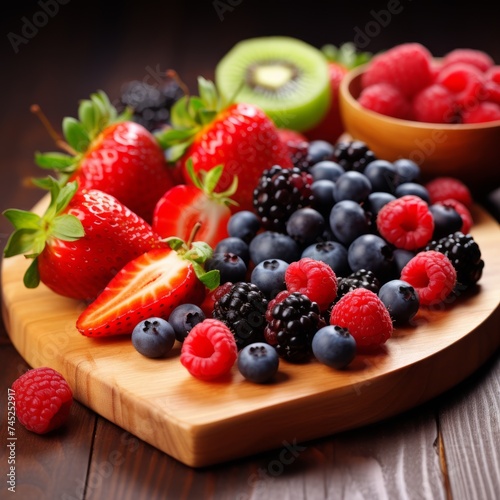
[23,258,40,289]
[202,165,223,195]
[165,141,193,163]
[55,181,79,214]
[63,117,90,153]
[198,109,218,125]
[170,97,196,129]
[34,151,76,170]
[52,214,85,241]
[3,228,38,258]
[198,76,219,110]
[3,209,40,230]
[155,127,198,149]
[165,237,186,251]
[187,241,213,264]
[197,268,220,291]
[78,99,97,135]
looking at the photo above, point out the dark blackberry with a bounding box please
[288,141,311,171]
[332,140,377,173]
[264,292,325,363]
[213,282,268,350]
[425,231,484,290]
[253,165,314,233]
[336,269,381,301]
[117,77,184,132]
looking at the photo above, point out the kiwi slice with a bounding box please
[215,36,331,132]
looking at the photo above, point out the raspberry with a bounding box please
[11,367,73,434]
[180,319,238,380]
[330,288,393,351]
[462,101,500,123]
[400,251,457,306]
[436,63,485,109]
[484,66,500,105]
[361,43,434,98]
[442,48,494,73]
[435,199,473,234]
[285,257,338,311]
[357,83,411,119]
[425,177,473,208]
[412,84,458,123]
[377,195,434,250]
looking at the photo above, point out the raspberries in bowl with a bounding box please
[338,42,500,189]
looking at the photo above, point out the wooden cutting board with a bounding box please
[2,200,499,467]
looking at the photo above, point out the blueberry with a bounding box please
[249,231,301,265]
[312,325,356,369]
[286,207,326,247]
[206,252,247,283]
[393,248,416,275]
[309,160,345,182]
[237,342,280,383]
[364,192,397,219]
[251,259,289,299]
[378,279,419,324]
[333,171,372,203]
[307,140,335,164]
[363,160,398,193]
[311,179,336,217]
[329,200,372,246]
[132,317,176,358]
[393,158,421,184]
[348,234,397,283]
[215,237,250,265]
[301,241,350,277]
[429,204,463,240]
[168,304,205,342]
[227,210,261,243]
[395,182,430,203]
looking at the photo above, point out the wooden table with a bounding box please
[1,1,500,498]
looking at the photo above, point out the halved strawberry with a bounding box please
[33,91,174,222]
[152,160,236,248]
[2,178,165,301]
[157,78,293,212]
[76,237,219,337]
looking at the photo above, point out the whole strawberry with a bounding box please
[304,43,372,144]
[157,78,293,212]
[76,236,220,337]
[3,178,165,301]
[34,91,174,222]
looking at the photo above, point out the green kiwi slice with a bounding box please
[215,36,331,131]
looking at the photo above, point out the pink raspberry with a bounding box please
[462,101,500,123]
[436,62,485,109]
[180,319,238,380]
[484,66,500,105]
[361,43,434,98]
[357,83,411,119]
[11,367,73,434]
[436,198,473,234]
[412,84,458,123]
[330,288,393,351]
[285,257,338,311]
[425,177,473,208]
[442,48,494,73]
[376,195,434,250]
[400,251,457,306]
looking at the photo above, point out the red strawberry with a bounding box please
[33,91,174,222]
[76,238,220,337]
[305,43,372,144]
[2,178,165,301]
[157,78,293,212]
[153,161,236,248]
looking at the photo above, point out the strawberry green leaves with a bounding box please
[321,42,372,69]
[2,178,84,288]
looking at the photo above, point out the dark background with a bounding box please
[1,0,500,238]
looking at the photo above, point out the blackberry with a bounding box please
[331,140,377,173]
[116,78,184,132]
[288,141,311,171]
[253,165,314,232]
[213,282,268,350]
[336,269,381,301]
[425,232,484,289]
[264,292,325,363]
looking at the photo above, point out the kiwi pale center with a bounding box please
[246,60,299,94]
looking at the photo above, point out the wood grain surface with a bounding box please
[2,202,499,468]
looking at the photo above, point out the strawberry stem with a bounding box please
[31,104,77,156]
[187,222,202,247]
[166,69,190,101]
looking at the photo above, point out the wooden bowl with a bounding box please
[338,64,500,189]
